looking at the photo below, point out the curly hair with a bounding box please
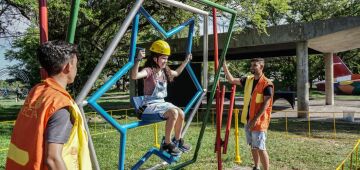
[251,58,265,66]
[144,52,174,82]
[37,40,78,76]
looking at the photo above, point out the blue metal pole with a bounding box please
[184,91,203,114]
[139,7,167,35]
[186,22,194,53]
[139,7,195,38]
[88,12,140,104]
[166,19,194,38]
[119,130,127,170]
[88,62,133,103]
[182,21,203,114]
[88,102,125,132]
[186,65,202,90]
[132,148,157,170]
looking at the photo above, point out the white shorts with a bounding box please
[245,124,267,150]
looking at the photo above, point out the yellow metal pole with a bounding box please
[94,112,97,134]
[350,152,353,170]
[125,110,128,123]
[308,111,311,137]
[234,109,242,164]
[355,143,358,169]
[154,123,160,148]
[333,112,337,139]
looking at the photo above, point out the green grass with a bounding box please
[0,92,131,119]
[0,96,23,121]
[1,116,359,170]
[1,90,359,169]
[309,90,360,101]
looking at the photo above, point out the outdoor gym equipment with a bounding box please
[170,1,237,169]
[74,1,209,169]
[211,7,237,170]
[40,0,237,169]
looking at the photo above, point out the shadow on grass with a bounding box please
[0,105,21,121]
[0,124,14,136]
[192,109,360,139]
[269,118,360,137]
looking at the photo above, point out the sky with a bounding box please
[0,40,16,69]
[0,11,30,69]
[0,14,29,80]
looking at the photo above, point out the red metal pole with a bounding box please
[213,7,220,126]
[213,8,219,71]
[223,84,236,153]
[213,6,220,153]
[212,8,222,170]
[215,87,220,153]
[213,7,220,114]
[39,0,48,44]
[216,86,225,170]
[219,85,225,136]
[39,0,48,79]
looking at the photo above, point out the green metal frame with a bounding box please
[66,1,101,170]
[171,0,237,169]
[66,0,80,43]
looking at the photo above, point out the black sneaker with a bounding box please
[252,167,260,170]
[161,142,181,156]
[173,138,191,153]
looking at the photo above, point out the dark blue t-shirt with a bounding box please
[46,108,73,144]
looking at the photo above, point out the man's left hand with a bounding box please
[249,118,258,129]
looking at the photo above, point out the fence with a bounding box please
[336,139,360,170]
[1,108,359,169]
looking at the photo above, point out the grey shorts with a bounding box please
[143,102,178,117]
[245,124,267,150]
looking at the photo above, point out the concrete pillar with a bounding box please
[296,41,309,118]
[324,53,334,105]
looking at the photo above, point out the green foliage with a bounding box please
[339,49,360,74]
[288,0,359,22]
[235,0,360,87]
[3,0,359,93]
[5,27,40,86]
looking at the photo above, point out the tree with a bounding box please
[3,0,291,94]
[0,0,34,38]
[249,0,360,90]
[287,0,360,80]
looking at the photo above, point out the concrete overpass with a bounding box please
[166,16,360,117]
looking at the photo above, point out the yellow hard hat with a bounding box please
[149,40,171,56]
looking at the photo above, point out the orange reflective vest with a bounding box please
[241,74,274,131]
[6,78,92,170]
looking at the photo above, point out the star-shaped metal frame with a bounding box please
[86,5,204,170]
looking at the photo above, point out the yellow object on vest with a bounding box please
[6,78,92,170]
[62,101,92,170]
[241,75,254,124]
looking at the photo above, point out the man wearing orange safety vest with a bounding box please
[223,58,273,170]
[6,40,92,170]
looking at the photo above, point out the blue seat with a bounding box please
[130,96,165,122]
[130,96,144,114]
